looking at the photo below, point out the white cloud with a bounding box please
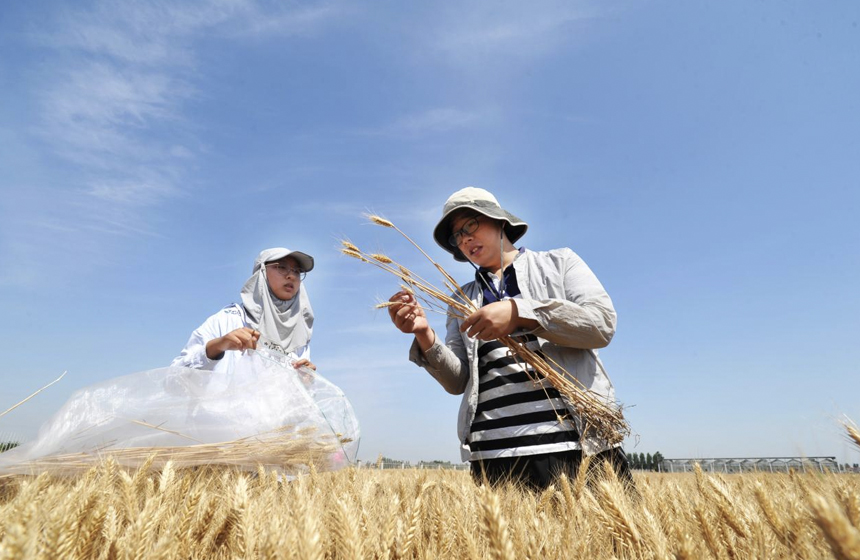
[294,200,369,219]
[230,4,347,38]
[385,108,484,135]
[430,2,599,61]
[169,145,195,159]
[32,12,195,217]
[33,0,348,208]
[39,61,188,167]
[357,107,487,138]
[42,0,344,63]
[85,177,177,206]
[0,0,349,289]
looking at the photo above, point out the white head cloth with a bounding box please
[240,248,314,354]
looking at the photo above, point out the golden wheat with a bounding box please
[1,460,859,559]
[845,417,860,452]
[0,426,340,478]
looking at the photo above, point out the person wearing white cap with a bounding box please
[172,247,316,372]
[387,187,632,490]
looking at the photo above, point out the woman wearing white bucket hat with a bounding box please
[173,247,316,372]
[388,187,632,490]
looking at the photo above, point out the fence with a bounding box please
[357,459,469,471]
[0,431,26,453]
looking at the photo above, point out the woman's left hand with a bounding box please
[293,358,316,371]
[460,300,519,340]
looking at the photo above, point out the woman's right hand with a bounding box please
[388,290,436,351]
[206,327,261,359]
[387,291,427,333]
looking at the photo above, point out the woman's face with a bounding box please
[449,212,503,269]
[264,256,302,301]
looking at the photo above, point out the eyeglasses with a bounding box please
[266,263,306,280]
[448,217,480,247]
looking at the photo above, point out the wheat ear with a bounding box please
[809,492,860,560]
[479,486,516,560]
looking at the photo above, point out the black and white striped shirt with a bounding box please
[467,264,580,460]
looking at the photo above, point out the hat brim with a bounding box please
[263,250,315,272]
[433,201,528,262]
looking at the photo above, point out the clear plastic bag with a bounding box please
[0,348,360,473]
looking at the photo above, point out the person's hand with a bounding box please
[388,290,436,352]
[460,300,518,341]
[292,358,316,371]
[206,327,260,359]
[292,358,316,385]
[387,290,430,335]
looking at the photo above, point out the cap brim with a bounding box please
[265,250,315,272]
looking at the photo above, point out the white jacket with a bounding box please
[172,304,311,372]
[409,248,619,460]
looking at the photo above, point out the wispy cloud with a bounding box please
[38,60,189,180]
[42,1,345,62]
[354,107,487,138]
[1,0,346,286]
[35,0,347,205]
[385,108,484,135]
[294,200,369,219]
[230,4,348,38]
[429,2,599,62]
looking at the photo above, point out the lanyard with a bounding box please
[480,269,508,302]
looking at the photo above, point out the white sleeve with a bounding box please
[408,303,470,395]
[513,248,616,349]
[290,344,311,363]
[170,309,239,370]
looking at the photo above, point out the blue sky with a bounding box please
[2,1,859,466]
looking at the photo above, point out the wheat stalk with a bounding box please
[295,477,325,560]
[843,417,860,452]
[0,426,340,477]
[479,486,517,560]
[400,481,427,558]
[754,481,792,547]
[593,480,643,555]
[693,500,725,560]
[0,371,67,418]
[331,495,365,560]
[809,492,860,560]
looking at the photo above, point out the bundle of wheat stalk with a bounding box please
[0,426,342,478]
[341,214,629,446]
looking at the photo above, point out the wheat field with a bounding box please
[1,458,859,560]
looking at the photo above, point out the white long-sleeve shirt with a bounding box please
[171,304,310,372]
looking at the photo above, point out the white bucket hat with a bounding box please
[433,187,528,262]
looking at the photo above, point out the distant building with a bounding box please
[659,456,839,474]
